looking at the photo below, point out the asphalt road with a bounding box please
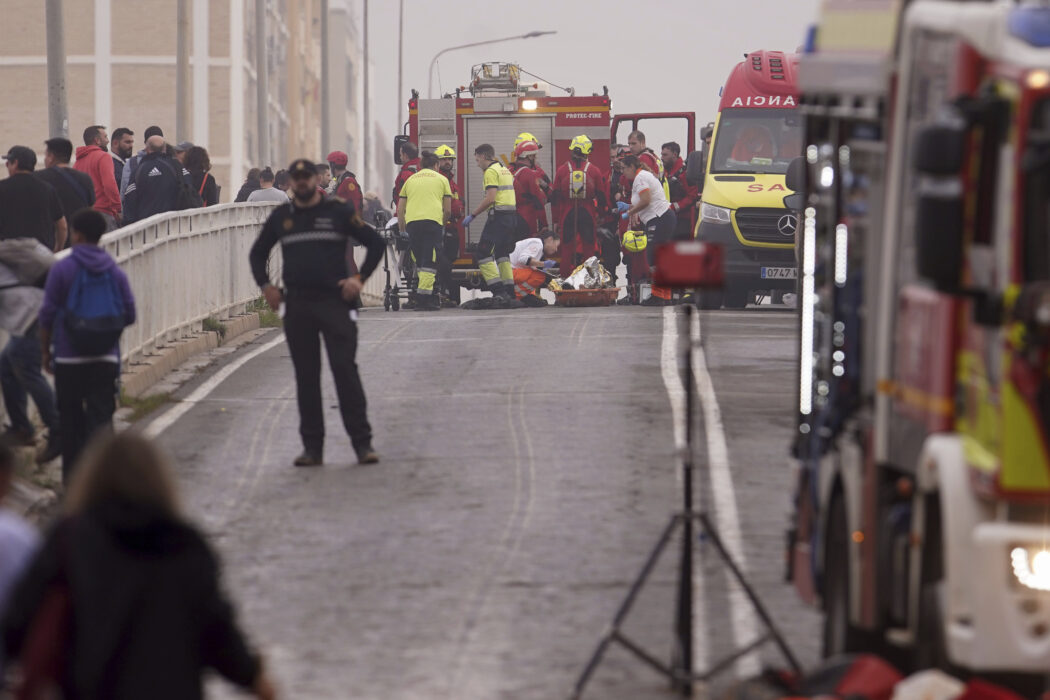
[142,302,820,699]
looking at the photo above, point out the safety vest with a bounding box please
[486,161,516,212]
[568,161,594,201]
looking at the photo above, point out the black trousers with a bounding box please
[645,209,678,266]
[283,295,372,456]
[54,362,119,483]
[478,212,516,259]
[406,219,442,295]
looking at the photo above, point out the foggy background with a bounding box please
[370,0,822,150]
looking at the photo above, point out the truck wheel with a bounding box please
[723,286,750,310]
[698,290,723,310]
[823,494,865,657]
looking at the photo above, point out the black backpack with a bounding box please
[159,159,204,209]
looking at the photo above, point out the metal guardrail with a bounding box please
[70,201,387,365]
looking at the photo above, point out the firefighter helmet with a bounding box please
[569,135,593,156]
[623,230,647,253]
[434,144,456,159]
[515,132,541,149]
[515,140,540,159]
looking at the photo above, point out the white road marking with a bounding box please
[143,333,287,438]
[662,307,762,683]
[660,309,709,675]
[688,308,761,678]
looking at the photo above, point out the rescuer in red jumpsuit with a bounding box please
[660,141,698,241]
[509,140,548,240]
[326,150,364,212]
[514,132,552,200]
[550,135,608,276]
[391,141,420,207]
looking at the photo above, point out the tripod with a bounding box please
[571,303,802,698]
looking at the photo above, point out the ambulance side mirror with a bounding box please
[394,135,410,165]
[686,150,706,191]
[783,157,806,211]
[653,241,724,289]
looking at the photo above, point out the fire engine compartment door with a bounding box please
[612,112,697,154]
[416,99,457,157]
[462,115,555,246]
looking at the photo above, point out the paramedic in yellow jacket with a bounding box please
[397,150,452,312]
[462,143,517,307]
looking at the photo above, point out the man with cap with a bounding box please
[327,150,363,212]
[249,158,385,467]
[173,141,194,165]
[434,144,463,304]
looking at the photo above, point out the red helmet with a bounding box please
[515,140,540,159]
[326,150,348,167]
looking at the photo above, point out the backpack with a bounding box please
[158,159,204,210]
[63,262,127,355]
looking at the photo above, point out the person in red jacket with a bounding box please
[73,125,122,229]
[514,132,552,198]
[391,141,420,207]
[435,144,463,304]
[509,140,548,240]
[550,135,607,275]
[661,141,698,240]
[327,150,363,212]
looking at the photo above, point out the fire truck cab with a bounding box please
[787,0,1050,679]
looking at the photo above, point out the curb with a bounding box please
[121,313,263,398]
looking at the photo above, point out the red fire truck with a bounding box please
[786,0,1050,680]
[397,62,695,290]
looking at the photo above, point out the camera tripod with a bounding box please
[571,303,802,698]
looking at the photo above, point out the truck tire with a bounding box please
[698,290,724,310]
[823,494,866,657]
[723,285,750,310]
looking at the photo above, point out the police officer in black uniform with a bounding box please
[249,158,384,467]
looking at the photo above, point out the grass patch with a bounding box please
[120,391,173,423]
[202,316,227,340]
[258,309,283,328]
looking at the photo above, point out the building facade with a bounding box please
[0,0,342,202]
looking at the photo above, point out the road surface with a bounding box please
[142,303,820,699]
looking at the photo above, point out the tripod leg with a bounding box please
[696,512,803,675]
[571,515,682,700]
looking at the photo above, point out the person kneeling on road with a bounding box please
[249,158,384,468]
[510,229,560,307]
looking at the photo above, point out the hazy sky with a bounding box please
[368,0,822,146]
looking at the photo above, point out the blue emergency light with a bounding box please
[1009,6,1050,48]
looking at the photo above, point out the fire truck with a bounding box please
[695,50,802,310]
[397,62,696,293]
[786,0,1050,679]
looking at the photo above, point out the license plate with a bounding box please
[761,267,797,280]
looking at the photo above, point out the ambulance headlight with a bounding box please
[701,202,731,225]
[1011,547,1050,591]
[521,99,538,111]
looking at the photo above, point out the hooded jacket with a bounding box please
[38,244,136,361]
[122,152,184,224]
[1,500,260,699]
[73,145,121,219]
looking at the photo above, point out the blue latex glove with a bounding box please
[616,201,630,213]
[621,212,629,220]
[462,214,475,227]
[543,259,556,270]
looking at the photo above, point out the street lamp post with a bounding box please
[427,30,556,99]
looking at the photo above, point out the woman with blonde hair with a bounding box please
[1,432,275,700]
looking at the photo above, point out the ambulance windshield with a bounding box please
[710,108,802,175]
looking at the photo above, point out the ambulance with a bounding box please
[695,50,801,309]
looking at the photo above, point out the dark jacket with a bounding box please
[1,500,259,699]
[234,178,260,203]
[123,153,184,224]
[190,170,220,206]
